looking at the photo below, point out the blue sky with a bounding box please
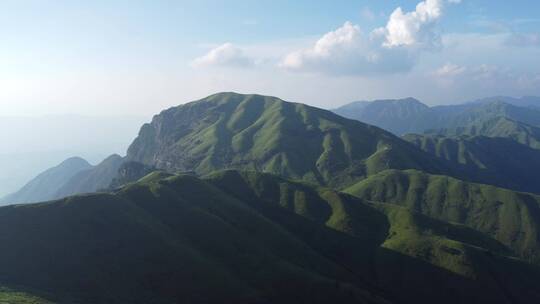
[1,0,540,115]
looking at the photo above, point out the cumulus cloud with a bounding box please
[280,22,414,75]
[192,43,253,68]
[379,0,448,48]
[280,0,460,76]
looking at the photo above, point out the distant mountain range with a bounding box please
[7,93,540,201]
[333,96,540,136]
[0,114,147,197]
[0,155,122,205]
[0,157,91,205]
[3,92,540,303]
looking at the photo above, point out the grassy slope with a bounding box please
[0,172,388,304]
[0,170,535,303]
[345,169,540,264]
[332,98,430,135]
[126,92,447,189]
[403,133,540,193]
[0,287,54,304]
[334,98,540,138]
[429,116,540,150]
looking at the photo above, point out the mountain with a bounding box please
[0,114,148,197]
[333,98,430,135]
[403,133,540,193]
[471,96,540,109]
[53,154,124,199]
[345,169,540,264]
[13,93,539,200]
[108,161,157,190]
[125,92,450,189]
[427,116,540,150]
[333,97,540,136]
[0,157,92,205]
[1,155,124,205]
[0,170,538,303]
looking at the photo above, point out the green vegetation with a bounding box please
[404,133,540,193]
[428,116,540,150]
[333,97,540,136]
[0,287,54,304]
[0,170,538,303]
[333,97,430,135]
[4,92,540,303]
[345,169,540,264]
[126,92,447,189]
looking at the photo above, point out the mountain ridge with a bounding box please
[125,92,449,189]
[0,169,539,303]
[333,96,540,135]
[0,157,92,205]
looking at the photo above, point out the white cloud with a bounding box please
[280,22,415,76]
[378,0,460,48]
[280,0,460,76]
[191,43,253,68]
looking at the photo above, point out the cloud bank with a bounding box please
[279,0,460,76]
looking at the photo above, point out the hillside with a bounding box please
[0,157,92,205]
[428,116,540,150]
[9,94,540,203]
[1,155,125,205]
[403,133,540,193]
[345,169,540,264]
[126,92,448,189]
[53,154,124,199]
[0,170,538,303]
[333,98,430,135]
[471,96,540,109]
[333,97,540,136]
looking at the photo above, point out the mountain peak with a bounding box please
[59,157,91,167]
[126,92,445,188]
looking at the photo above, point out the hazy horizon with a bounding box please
[1,0,540,116]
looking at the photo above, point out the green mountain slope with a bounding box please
[0,287,54,304]
[345,169,540,264]
[0,170,538,303]
[428,116,540,150]
[333,98,430,135]
[333,97,540,136]
[429,101,540,130]
[403,133,540,193]
[126,92,448,189]
[0,157,92,205]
